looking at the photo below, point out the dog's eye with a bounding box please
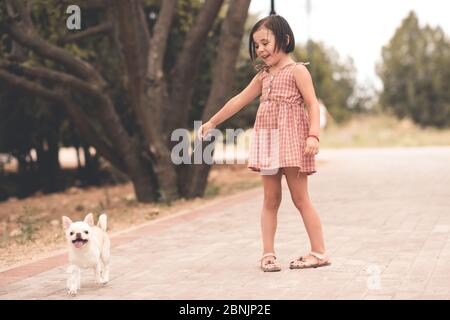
[84,231,89,234]
[70,232,74,236]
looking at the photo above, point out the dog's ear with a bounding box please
[62,216,73,230]
[83,213,94,226]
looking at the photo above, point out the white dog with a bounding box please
[62,213,110,296]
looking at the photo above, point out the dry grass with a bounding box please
[321,113,450,148]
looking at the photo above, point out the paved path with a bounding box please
[1,147,450,300]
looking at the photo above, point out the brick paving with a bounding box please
[1,147,449,300]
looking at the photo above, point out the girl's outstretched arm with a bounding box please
[199,73,262,139]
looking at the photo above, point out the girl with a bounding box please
[198,15,331,272]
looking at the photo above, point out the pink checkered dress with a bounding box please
[248,62,316,177]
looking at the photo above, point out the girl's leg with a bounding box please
[283,167,327,259]
[260,169,283,265]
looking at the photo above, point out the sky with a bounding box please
[248,0,450,90]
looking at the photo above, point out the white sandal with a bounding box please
[260,253,282,272]
[289,251,332,269]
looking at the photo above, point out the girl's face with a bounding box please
[252,27,286,66]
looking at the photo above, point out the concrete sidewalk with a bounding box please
[1,147,450,300]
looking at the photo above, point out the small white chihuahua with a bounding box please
[62,213,110,296]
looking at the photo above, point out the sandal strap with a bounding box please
[261,253,277,260]
[309,251,327,261]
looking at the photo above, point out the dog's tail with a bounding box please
[97,214,107,232]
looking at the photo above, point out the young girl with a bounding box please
[198,15,331,272]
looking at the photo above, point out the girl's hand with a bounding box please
[304,136,319,156]
[197,121,216,140]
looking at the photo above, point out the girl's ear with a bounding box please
[286,35,290,46]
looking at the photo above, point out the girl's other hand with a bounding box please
[304,137,319,156]
[197,121,216,141]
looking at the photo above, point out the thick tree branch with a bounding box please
[0,68,62,102]
[4,0,106,85]
[180,0,252,197]
[7,40,28,62]
[203,0,252,121]
[1,61,103,98]
[147,0,177,76]
[144,0,177,133]
[172,0,224,77]
[109,0,179,201]
[60,0,107,10]
[61,22,112,44]
[165,0,224,134]
[0,68,126,172]
[63,100,127,173]
[110,1,158,145]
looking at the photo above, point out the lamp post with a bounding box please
[270,0,276,15]
[306,0,313,60]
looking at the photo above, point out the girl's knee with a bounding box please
[291,195,310,210]
[263,193,282,210]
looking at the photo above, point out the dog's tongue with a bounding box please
[74,240,84,248]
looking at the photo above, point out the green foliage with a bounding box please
[294,41,357,124]
[16,205,42,243]
[204,181,220,198]
[377,11,450,128]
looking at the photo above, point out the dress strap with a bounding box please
[254,61,309,73]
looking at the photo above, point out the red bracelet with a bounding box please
[307,134,320,142]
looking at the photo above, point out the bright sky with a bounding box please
[249,0,450,90]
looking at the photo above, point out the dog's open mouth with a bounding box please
[72,239,88,248]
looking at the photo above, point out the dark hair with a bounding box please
[248,15,295,62]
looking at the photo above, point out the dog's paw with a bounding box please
[67,288,77,296]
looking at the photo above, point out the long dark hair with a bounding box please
[248,15,295,62]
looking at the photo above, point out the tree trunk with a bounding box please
[179,0,252,198]
[75,147,82,172]
[35,132,61,193]
[16,152,32,197]
[165,0,225,137]
[120,138,159,203]
[82,144,100,185]
[110,0,179,203]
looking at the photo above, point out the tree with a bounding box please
[294,40,358,123]
[0,0,252,203]
[377,11,450,128]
